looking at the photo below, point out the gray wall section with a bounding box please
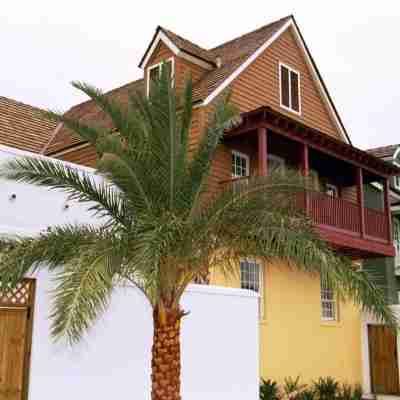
[362,184,398,304]
[364,184,384,211]
[363,256,398,305]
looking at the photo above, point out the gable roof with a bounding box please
[43,79,144,155]
[139,26,216,70]
[139,16,350,143]
[0,96,56,153]
[367,144,400,160]
[45,15,351,155]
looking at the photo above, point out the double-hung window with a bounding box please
[147,58,174,96]
[279,63,301,114]
[232,150,249,178]
[321,277,337,321]
[231,150,249,193]
[240,259,263,318]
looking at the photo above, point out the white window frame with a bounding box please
[320,277,337,321]
[146,57,175,96]
[231,150,250,178]
[279,62,301,115]
[240,259,264,319]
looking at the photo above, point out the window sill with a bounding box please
[280,103,302,117]
[320,320,342,328]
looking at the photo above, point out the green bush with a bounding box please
[259,377,361,400]
[283,376,307,399]
[338,384,362,400]
[296,389,315,400]
[312,377,340,400]
[260,378,280,400]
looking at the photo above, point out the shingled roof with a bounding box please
[44,16,295,155]
[43,79,144,155]
[44,15,350,155]
[367,144,400,160]
[0,96,56,153]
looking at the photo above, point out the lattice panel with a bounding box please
[0,279,34,308]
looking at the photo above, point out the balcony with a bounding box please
[221,106,399,259]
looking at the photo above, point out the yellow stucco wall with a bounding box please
[210,259,363,385]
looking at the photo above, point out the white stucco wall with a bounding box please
[0,145,259,400]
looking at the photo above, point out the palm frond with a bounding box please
[0,157,127,226]
[0,224,105,286]
[50,248,115,343]
[42,109,108,145]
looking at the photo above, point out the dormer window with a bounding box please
[279,63,301,114]
[147,57,174,96]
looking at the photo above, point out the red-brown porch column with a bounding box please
[384,178,393,243]
[356,167,365,238]
[301,143,310,216]
[258,127,268,177]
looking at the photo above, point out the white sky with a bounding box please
[1,0,399,149]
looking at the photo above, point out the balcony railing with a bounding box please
[308,191,361,234]
[220,177,390,243]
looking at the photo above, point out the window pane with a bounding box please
[321,278,336,320]
[280,66,290,108]
[150,65,160,82]
[240,260,260,293]
[164,60,173,78]
[290,71,299,112]
[231,153,248,178]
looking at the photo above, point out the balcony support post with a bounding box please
[258,127,268,177]
[384,178,393,243]
[301,143,310,216]
[356,167,365,238]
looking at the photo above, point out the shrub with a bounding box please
[260,378,280,400]
[338,384,362,400]
[312,377,340,400]
[259,377,361,400]
[283,376,307,400]
[297,389,315,400]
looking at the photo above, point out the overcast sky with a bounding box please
[1,1,399,149]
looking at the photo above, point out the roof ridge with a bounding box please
[209,15,292,53]
[158,26,210,53]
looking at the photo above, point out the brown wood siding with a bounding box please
[145,42,207,95]
[57,145,97,167]
[230,28,341,141]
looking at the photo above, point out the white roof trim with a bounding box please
[202,19,292,106]
[202,18,349,144]
[140,30,213,71]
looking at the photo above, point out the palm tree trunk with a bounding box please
[151,307,183,400]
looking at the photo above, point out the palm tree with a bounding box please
[0,69,395,400]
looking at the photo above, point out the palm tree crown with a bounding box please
[0,68,396,400]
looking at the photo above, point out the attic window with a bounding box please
[279,63,301,114]
[147,58,174,96]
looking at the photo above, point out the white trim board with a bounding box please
[201,18,349,144]
[139,30,213,71]
[146,57,175,97]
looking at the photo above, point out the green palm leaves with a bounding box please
[0,69,396,344]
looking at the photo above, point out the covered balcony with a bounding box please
[222,106,399,259]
